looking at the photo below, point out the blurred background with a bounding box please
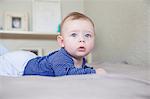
[0,0,149,68]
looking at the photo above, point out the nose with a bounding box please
[79,40,85,42]
[79,36,85,43]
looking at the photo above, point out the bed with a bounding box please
[0,63,150,99]
[92,62,150,81]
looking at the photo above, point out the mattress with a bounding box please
[0,74,150,99]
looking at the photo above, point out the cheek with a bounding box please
[65,38,76,44]
[89,43,94,49]
[87,40,95,49]
[63,39,74,47]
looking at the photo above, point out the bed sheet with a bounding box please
[0,74,150,99]
[90,62,150,81]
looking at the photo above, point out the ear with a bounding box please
[57,35,65,47]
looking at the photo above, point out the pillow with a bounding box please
[0,50,37,76]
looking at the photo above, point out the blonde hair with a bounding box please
[60,12,95,34]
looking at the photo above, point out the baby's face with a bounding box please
[61,19,95,59]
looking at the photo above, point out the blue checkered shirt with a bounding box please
[23,48,96,76]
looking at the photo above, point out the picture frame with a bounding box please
[32,0,61,33]
[20,47,43,56]
[4,12,28,31]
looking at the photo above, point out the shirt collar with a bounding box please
[60,47,86,67]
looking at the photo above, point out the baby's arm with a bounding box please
[53,63,96,76]
[67,67,96,75]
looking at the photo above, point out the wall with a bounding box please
[84,0,149,66]
[61,0,84,18]
[146,0,150,66]
[0,0,32,31]
[0,0,84,55]
[0,0,84,31]
[1,0,149,67]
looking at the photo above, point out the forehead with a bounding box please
[64,17,94,26]
[62,19,94,32]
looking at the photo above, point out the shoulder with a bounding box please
[49,48,74,65]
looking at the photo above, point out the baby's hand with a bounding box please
[96,68,107,75]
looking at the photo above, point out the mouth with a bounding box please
[78,47,86,52]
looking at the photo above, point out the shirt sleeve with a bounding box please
[53,63,96,76]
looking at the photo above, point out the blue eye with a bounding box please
[71,33,77,37]
[85,33,92,38]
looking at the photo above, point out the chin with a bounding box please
[76,53,87,57]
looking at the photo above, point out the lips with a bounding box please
[78,47,86,52]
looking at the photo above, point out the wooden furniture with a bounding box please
[0,30,58,40]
